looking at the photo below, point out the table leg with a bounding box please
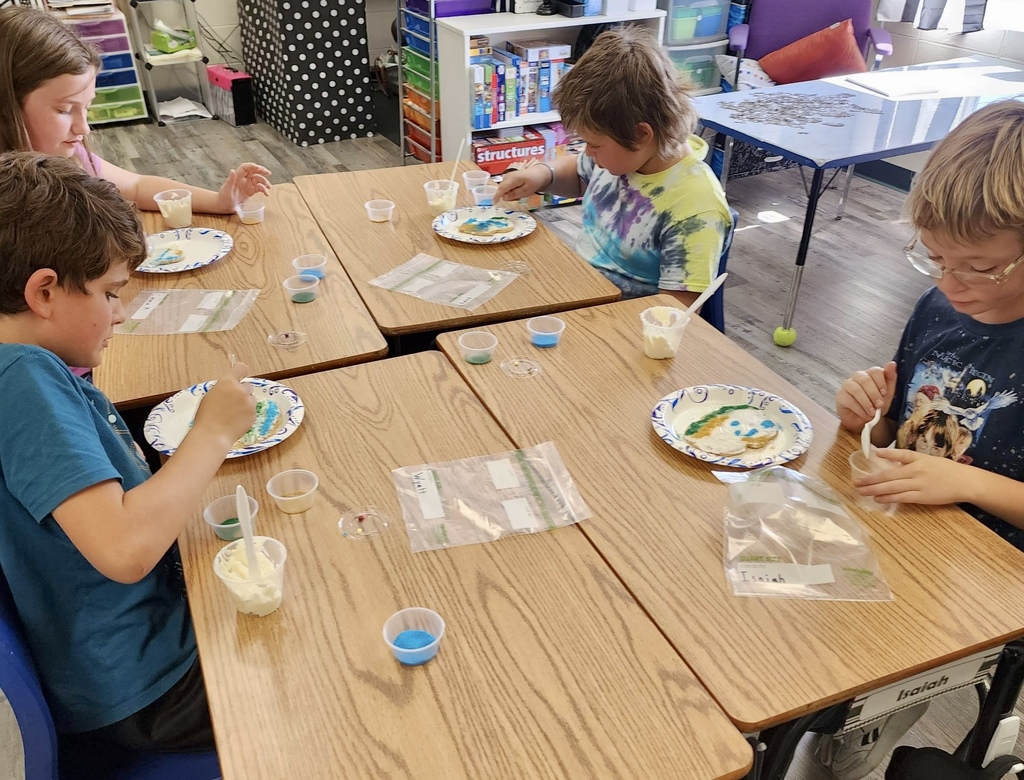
[719,133,734,192]
[774,167,825,348]
[963,639,1024,768]
[836,165,855,220]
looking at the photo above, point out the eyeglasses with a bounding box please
[904,236,1024,287]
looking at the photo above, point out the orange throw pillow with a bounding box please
[759,19,867,85]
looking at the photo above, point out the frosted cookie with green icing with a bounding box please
[680,404,780,456]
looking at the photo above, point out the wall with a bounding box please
[872,1,1024,172]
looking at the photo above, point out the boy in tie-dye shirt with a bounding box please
[494,27,731,306]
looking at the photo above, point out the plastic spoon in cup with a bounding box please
[862,408,882,459]
[235,484,259,576]
[681,272,729,322]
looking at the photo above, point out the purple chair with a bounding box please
[716,0,893,217]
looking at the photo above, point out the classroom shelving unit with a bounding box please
[436,9,666,162]
[123,0,213,126]
[397,0,442,164]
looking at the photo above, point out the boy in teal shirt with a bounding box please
[0,152,255,749]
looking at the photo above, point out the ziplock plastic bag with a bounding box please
[392,441,591,553]
[715,466,893,602]
[369,252,518,310]
[116,289,259,334]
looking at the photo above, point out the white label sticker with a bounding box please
[451,282,492,307]
[401,276,434,293]
[734,562,835,585]
[503,497,538,530]
[487,459,520,490]
[131,292,168,320]
[433,262,459,277]
[197,291,225,310]
[411,470,444,520]
[178,314,209,333]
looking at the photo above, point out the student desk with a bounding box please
[294,162,620,345]
[95,184,387,409]
[179,355,753,780]
[436,296,1024,777]
[694,56,1024,348]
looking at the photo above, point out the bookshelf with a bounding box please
[436,9,665,162]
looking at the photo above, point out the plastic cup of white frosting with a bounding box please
[213,536,287,617]
[640,307,689,359]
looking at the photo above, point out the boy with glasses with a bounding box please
[824,100,1024,778]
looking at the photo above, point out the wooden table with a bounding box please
[95,184,387,409]
[293,162,620,338]
[181,354,752,780]
[436,296,1024,737]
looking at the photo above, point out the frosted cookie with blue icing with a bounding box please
[145,245,185,266]
[681,404,780,456]
[235,399,281,448]
[458,216,514,236]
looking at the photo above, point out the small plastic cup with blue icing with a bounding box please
[472,184,498,207]
[291,254,327,279]
[526,316,565,348]
[383,607,445,666]
[203,494,259,542]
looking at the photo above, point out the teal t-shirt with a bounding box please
[575,134,731,295]
[0,345,196,732]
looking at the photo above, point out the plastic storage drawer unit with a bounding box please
[663,0,728,45]
[100,52,134,71]
[666,40,727,90]
[406,0,492,17]
[96,69,138,88]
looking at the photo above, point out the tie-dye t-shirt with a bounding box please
[575,134,730,296]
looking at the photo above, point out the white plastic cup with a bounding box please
[462,169,490,191]
[458,331,498,364]
[471,184,499,207]
[424,180,458,216]
[266,469,319,514]
[291,254,327,280]
[383,607,445,666]
[283,274,320,303]
[526,316,565,348]
[848,449,898,514]
[365,199,395,222]
[213,536,287,617]
[640,307,690,359]
[235,197,265,224]
[203,495,259,542]
[153,189,192,229]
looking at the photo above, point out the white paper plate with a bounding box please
[138,228,234,273]
[432,207,537,244]
[651,384,813,469]
[144,378,304,458]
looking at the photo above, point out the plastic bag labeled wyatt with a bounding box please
[715,466,893,602]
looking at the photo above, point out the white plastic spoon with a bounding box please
[235,484,259,576]
[682,272,729,323]
[862,408,882,459]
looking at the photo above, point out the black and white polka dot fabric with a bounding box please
[239,0,375,145]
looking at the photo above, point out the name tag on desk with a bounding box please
[839,646,1003,733]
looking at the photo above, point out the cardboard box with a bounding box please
[472,127,547,174]
[506,39,572,61]
[206,65,255,126]
[603,0,630,12]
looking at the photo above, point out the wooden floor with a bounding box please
[87,117,1022,779]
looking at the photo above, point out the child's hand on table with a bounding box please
[837,361,897,432]
[216,163,272,212]
[854,448,971,506]
[193,362,257,450]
